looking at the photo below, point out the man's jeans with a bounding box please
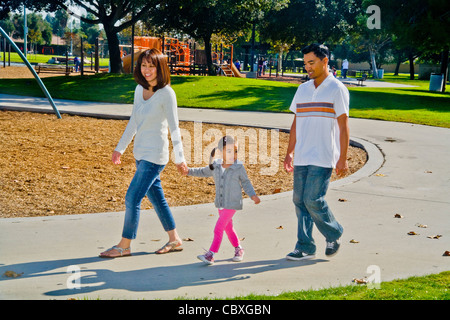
[293,165,343,254]
[122,160,176,239]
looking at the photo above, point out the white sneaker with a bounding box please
[232,247,244,262]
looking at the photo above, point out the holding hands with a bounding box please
[176,162,189,175]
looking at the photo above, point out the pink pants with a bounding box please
[210,208,239,253]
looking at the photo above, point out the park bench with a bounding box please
[357,73,368,86]
[35,63,73,76]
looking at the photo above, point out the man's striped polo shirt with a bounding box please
[289,74,350,168]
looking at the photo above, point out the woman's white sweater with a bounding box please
[115,84,185,165]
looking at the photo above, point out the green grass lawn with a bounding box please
[0,72,448,127]
[230,271,450,300]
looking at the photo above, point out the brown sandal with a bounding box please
[155,241,183,254]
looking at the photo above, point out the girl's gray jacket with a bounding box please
[187,160,256,210]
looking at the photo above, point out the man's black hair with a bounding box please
[302,43,330,60]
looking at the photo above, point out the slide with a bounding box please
[122,50,145,73]
[230,62,245,78]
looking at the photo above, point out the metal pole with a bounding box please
[0,26,62,119]
[131,9,135,74]
[23,6,27,57]
[80,36,84,76]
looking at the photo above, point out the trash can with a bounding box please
[429,73,444,91]
[377,68,384,79]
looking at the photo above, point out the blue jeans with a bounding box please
[293,165,343,254]
[122,160,176,239]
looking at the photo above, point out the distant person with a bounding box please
[100,49,188,258]
[258,58,263,76]
[184,136,261,265]
[284,43,349,261]
[342,59,349,79]
[74,56,80,72]
[234,60,241,72]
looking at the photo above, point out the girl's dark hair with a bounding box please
[209,136,235,170]
[134,48,171,92]
[302,43,329,60]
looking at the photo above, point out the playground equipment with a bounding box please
[121,36,244,77]
[0,26,61,119]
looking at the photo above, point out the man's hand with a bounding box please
[335,157,348,177]
[284,153,294,173]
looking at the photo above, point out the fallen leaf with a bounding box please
[352,278,368,284]
[427,235,442,239]
[276,226,283,229]
[183,238,194,242]
[107,197,117,202]
[239,237,245,241]
[424,170,432,173]
[407,231,419,235]
[416,223,427,228]
[338,198,347,202]
[272,188,281,194]
[384,137,396,142]
[375,173,385,177]
[349,239,359,243]
[394,213,403,218]
[150,239,161,242]
[3,271,23,278]
[443,251,450,256]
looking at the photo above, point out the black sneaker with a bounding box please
[286,249,315,261]
[325,239,341,257]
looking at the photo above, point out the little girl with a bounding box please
[184,136,260,265]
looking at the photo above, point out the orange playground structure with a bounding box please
[121,36,243,77]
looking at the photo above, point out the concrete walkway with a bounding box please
[0,94,449,300]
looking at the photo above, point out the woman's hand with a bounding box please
[112,151,122,165]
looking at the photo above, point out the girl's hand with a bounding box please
[251,195,261,204]
[112,151,122,165]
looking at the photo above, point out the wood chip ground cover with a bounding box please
[0,111,367,218]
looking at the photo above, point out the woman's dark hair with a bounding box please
[209,136,235,170]
[134,48,171,92]
[301,43,330,60]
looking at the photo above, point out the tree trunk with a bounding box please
[440,46,449,93]
[104,25,123,74]
[278,48,283,72]
[369,46,378,79]
[408,53,415,80]
[203,35,215,76]
[394,54,402,76]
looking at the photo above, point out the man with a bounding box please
[284,43,349,260]
[342,58,349,79]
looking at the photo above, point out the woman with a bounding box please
[100,49,188,258]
